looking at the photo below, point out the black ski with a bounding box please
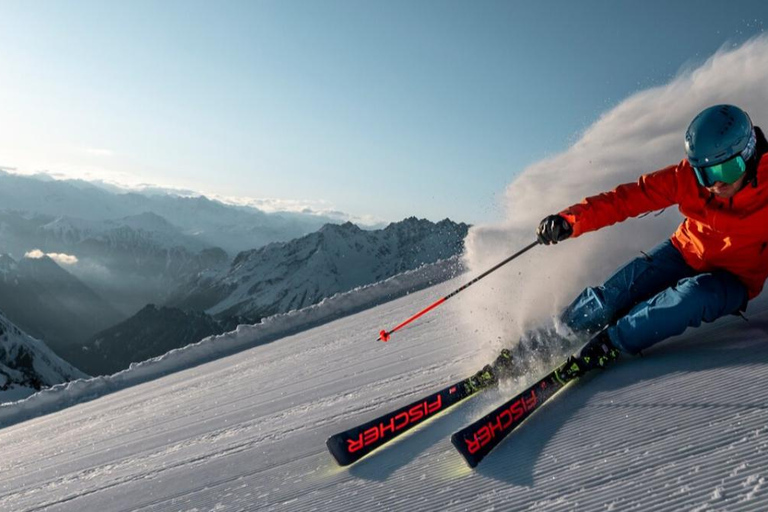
[450,361,575,467]
[451,338,619,468]
[327,371,494,466]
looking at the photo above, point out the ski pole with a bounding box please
[378,240,540,341]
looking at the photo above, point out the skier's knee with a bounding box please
[677,272,748,322]
[561,286,614,334]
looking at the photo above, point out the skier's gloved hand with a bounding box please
[536,215,572,245]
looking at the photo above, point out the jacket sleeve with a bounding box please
[558,163,683,238]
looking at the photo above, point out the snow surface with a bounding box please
[1,278,768,511]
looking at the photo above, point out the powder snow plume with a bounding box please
[460,36,768,356]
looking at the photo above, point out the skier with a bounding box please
[521,104,768,380]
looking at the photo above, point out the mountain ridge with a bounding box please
[168,217,469,319]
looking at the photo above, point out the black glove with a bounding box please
[536,215,572,245]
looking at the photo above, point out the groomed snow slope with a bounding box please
[1,279,768,511]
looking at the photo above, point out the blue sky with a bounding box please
[0,1,766,225]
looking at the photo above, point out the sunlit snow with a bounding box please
[0,275,766,511]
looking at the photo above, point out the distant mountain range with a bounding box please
[168,217,469,319]
[0,170,339,255]
[0,171,472,382]
[0,310,87,403]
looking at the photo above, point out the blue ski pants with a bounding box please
[561,239,748,354]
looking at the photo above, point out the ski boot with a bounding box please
[465,364,497,392]
[464,348,517,393]
[556,330,620,381]
[490,348,516,381]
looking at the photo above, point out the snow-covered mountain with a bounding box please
[0,310,87,404]
[169,217,469,318]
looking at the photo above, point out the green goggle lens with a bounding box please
[693,155,747,187]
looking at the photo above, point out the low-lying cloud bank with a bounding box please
[24,249,79,266]
[462,36,768,352]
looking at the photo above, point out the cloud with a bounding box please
[48,253,79,266]
[460,36,768,360]
[24,249,79,265]
[24,249,45,259]
[209,194,384,226]
[227,196,334,214]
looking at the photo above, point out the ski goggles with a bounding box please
[692,155,747,188]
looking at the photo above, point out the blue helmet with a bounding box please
[685,105,756,168]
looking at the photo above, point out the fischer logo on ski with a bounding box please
[463,389,537,455]
[346,395,443,453]
[451,372,564,468]
[326,372,490,466]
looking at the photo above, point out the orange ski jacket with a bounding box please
[559,149,768,300]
